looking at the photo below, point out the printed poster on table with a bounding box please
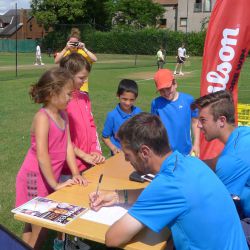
[12,197,87,226]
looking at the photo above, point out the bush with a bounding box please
[42,27,206,56]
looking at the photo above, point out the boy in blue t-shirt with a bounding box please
[102,79,141,155]
[151,69,200,156]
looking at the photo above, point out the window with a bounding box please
[194,0,202,12]
[180,18,187,27]
[204,0,212,12]
[160,18,167,27]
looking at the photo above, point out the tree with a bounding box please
[83,0,110,30]
[105,0,164,29]
[31,0,87,29]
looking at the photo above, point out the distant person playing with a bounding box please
[60,53,105,176]
[174,43,186,75]
[55,27,97,93]
[89,113,248,250]
[191,90,250,219]
[156,47,165,70]
[15,68,87,249]
[151,69,200,156]
[34,44,44,66]
[102,79,141,155]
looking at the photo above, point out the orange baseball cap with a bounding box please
[154,69,174,91]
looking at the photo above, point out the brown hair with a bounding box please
[191,90,235,124]
[117,112,171,156]
[59,52,91,75]
[29,67,73,104]
[69,27,80,40]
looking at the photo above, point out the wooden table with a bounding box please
[14,152,170,250]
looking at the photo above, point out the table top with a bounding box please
[15,152,170,250]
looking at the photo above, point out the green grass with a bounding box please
[0,52,249,249]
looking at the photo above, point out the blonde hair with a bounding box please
[60,52,91,74]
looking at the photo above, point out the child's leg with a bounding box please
[53,174,72,246]
[22,223,32,243]
[28,224,48,249]
[179,63,183,74]
[174,63,179,74]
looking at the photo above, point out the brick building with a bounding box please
[0,9,47,39]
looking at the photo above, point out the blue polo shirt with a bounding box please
[216,126,250,217]
[129,151,247,250]
[102,104,141,149]
[151,93,198,155]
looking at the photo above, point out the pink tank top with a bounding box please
[23,108,68,179]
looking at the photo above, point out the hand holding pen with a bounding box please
[95,174,103,200]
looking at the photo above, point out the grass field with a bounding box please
[0,52,249,249]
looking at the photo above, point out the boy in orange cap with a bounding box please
[151,69,200,156]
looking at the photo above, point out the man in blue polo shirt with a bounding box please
[102,79,141,155]
[191,90,250,218]
[151,69,200,156]
[89,113,247,249]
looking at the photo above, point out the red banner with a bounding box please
[200,0,250,160]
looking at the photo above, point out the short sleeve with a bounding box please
[151,100,158,115]
[102,112,114,138]
[216,155,250,196]
[190,97,198,118]
[128,175,187,233]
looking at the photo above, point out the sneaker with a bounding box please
[53,238,64,250]
[77,238,90,250]
[65,237,90,250]
[41,63,45,65]
[174,71,177,75]
[34,63,38,66]
[179,72,184,76]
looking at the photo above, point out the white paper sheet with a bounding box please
[80,206,128,226]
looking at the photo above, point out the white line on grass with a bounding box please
[136,78,153,84]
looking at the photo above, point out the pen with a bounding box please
[95,174,103,198]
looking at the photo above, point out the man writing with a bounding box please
[191,90,250,218]
[89,113,247,249]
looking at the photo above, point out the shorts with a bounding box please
[177,57,186,64]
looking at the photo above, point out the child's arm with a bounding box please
[79,43,98,62]
[85,95,105,164]
[66,124,89,186]
[54,42,70,64]
[73,146,105,165]
[102,137,120,155]
[191,117,200,157]
[34,112,74,190]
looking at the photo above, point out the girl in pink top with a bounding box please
[15,68,87,249]
[60,53,105,176]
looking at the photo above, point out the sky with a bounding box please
[0,0,31,14]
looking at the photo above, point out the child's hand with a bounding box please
[111,147,121,155]
[72,174,89,186]
[54,179,75,190]
[81,153,98,165]
[90,152,105,164]
[191,145,200,158]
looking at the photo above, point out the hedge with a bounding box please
[42,28,206,56]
